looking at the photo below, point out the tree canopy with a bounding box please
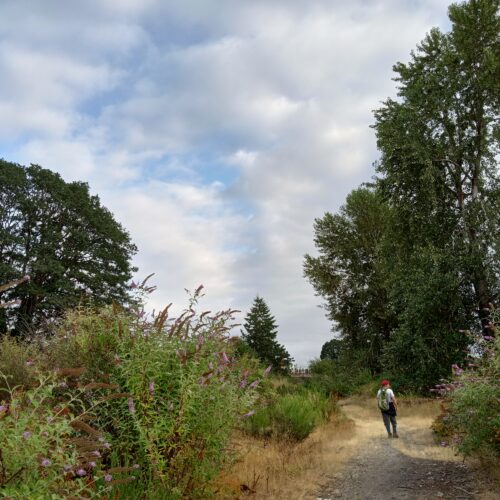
[0,160,137,334]
[305,0,499,390]
[241,296,293,373]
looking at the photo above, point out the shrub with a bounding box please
[244,389,335,441]
[0,372,107,498]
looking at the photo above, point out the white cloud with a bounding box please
[0,0,452,364]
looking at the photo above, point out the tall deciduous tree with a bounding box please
[0,160,137,334]
[304,188,394,373]
[241,296,293,373]
[373,0,499,335]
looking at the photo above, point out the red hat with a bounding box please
[381,379,390,386]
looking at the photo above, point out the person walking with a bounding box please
[377,379,398,438]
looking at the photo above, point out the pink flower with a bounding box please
[89,461,97,468]
[92,450,101,458]
[242,410,256,418]
[149,381,155,396]
[239,379,248,389]
[263,365,272,377]
[76,468,87,477]
[23,431,31,439]
[249,380,260,389]
[25,359,34,366]
[104,474,113,482]
[41,458,52,467]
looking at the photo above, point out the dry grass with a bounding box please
[214,412,356,499]
[214,394,499,499]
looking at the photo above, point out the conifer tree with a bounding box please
[241,296,293,373]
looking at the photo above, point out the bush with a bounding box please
[0,373,106,498]
[244,388,335,441]
[0,287,262,499]
[432,327,499,463]
[307,358,372,397]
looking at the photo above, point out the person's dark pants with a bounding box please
[381,403,397,435]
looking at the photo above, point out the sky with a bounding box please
[0,0,451,365]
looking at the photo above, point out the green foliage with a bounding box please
[305,0,499,391]
[307,358,372,397]
[0,286,261,498]
[320,339,342,360]
[304,188,395,374]
[0,160,137,334]
[241,296,293,374]
[442,332,500,460]
[244,386,335,441]
[0,373,105,498]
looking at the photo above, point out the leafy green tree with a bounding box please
[304,188,395,373]
[0,160,137,334]
[373,0,499,336]
[241,296,293,373]
[320,338,342,360]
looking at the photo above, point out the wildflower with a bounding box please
[239,379,248,389]
[440,442,447,447]
[221,351,230,364]
[0,405,6,412]
[484,336,493,340]
[26,359,34,366]
[41,458,52,467]
[89,461,97,468]
[92,450,101,458]
[103,442,111,449]
[23,431,31,439]
[149,381,155,396]
[104,474,113,482]
[76,468,87,477]
[242,410,256,418]
[128,398,136,414]
[249,380,260,389]
[263,365,272,377]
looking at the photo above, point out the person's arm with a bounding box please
[392,392,398,409]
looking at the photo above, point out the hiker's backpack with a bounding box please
[378,388,389,411]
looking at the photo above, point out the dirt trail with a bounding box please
[314,396,496,500]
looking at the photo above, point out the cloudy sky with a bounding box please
[0,0,451,364]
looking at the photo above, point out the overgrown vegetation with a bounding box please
[432,314,499,464]
[0,281,263,499]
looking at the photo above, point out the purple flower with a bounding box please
[249,380,260,389]
[242,410,256,418]
[76,468,87,477]
[221,351,230,364]
[25,359,34,366]
[484,336,493,340]
[0,405,6,412]
[41,458,52,467]
[89,461,97,468]
[92,450,101,458]
[23,431,31,439]
[263,365,272,377]
[239,379,248,389]
[149,381,155,396]
[128,398,136,414]
[103,442,111,449]
[104,474,113,482]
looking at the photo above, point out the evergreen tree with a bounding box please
[0,160,137,334]
[241,296,293,373]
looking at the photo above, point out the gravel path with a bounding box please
[314,396,496,500]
